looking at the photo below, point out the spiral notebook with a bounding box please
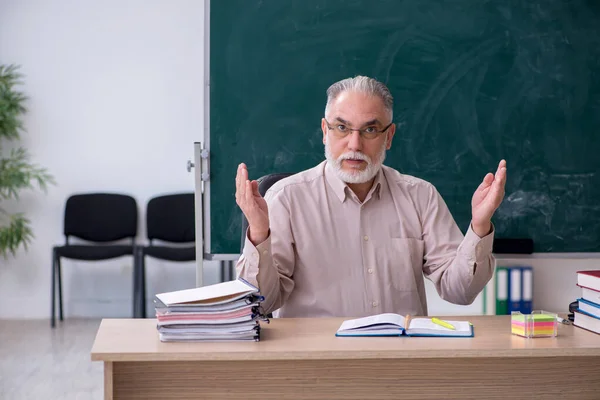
[335,313,474,337]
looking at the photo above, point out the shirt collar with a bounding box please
[324,161,384,203]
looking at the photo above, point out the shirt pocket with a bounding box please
[377,238,425,292]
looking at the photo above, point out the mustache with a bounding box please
[337,152,371,163]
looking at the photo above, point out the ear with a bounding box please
[385,123,396,150]
[321,118,328,145]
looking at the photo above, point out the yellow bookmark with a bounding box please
[431,317,455,330]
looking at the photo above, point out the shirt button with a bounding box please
[367,268,374,274]
[372,301,379,307]
[363,235,369,241]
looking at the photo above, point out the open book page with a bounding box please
[336,313,406,336]
[406,318,472,336]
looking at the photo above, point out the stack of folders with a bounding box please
[573,270,600,335]
[154,278,268,342]
[482,266,533,315]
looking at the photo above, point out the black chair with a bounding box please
[51,193,138,328]
[240,173,294,318]
[135,193,196,318]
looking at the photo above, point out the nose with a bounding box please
[346,130,363,152]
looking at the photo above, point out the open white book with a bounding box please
[335,313,473,337]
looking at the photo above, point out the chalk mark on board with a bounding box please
[409,37,503,168]
[374,25,415,84]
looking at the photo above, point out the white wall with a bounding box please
[1,1,597,320]
[427,256,600,316]
[0,0,224,319]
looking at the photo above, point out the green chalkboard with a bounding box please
[209,0,600,254]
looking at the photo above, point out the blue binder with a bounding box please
[520,266,533,314]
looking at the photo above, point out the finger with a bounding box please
[494,160,506,179]
[495,165,505,180]
[239,165,247,201]
[251,180,261,197]
[245,180,255,209]
[476,173,494,191]
[235,164,242,203]
[497,165,507,184]
[235,164,242,196]
[490,172,506,201]
[492,167,507,192]
[480,185,492,197]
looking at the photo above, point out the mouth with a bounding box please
[342,159,366,168]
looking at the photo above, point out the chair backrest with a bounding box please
[240,173,294,251]
[146,193,195,243]
[64,193,138,243]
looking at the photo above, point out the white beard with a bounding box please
[324,135,387,184]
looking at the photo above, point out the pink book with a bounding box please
[157,307,253,321]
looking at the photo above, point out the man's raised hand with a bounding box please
[235,163,270,245]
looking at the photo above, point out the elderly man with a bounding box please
[235,75,506,318]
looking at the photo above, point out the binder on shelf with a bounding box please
[520,266,533,314]
[482,272,496,315]
[508,267,522,314]
[495,267,509,315]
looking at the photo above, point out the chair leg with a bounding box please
[221,261,234,282]
[133,249,140,318]
[51,249,56,328]
[57,255,64,321]
[140,252,147,318]
[229,260,235,280]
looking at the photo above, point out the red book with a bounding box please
[577,270,600,292]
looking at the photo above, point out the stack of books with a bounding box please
[573,270,600,335]
[154,278,268,342]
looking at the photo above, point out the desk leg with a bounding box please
[104,361,113,400]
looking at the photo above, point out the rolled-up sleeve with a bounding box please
[235,188,296,314]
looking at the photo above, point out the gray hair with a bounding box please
[324,75,394,122]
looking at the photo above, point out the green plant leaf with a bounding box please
[1,63,55,256]
[0,210,33,258]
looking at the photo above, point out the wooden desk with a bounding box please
[91,316,600,399]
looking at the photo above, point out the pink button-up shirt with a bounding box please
[236,160,495,318]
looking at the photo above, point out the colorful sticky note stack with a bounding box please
[511,311,557,338]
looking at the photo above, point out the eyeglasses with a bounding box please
[324,118,393,140]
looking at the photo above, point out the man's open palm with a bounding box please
[235,163,270,243]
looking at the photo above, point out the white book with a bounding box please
[574,310,600,335]
[158,322,259,334]
[335,313,473,337]
[156,314,258,327]
[159,331,259,342]
[156,278,258,306]
[579,285,600,306]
